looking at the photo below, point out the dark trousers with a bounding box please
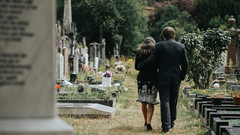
[158,80,180,128]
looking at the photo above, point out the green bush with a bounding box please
[179,28,230,89]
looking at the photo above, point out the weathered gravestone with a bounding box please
[0,0,73,134]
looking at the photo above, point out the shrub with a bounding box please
[179,28,230,89]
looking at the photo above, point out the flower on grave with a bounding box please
[106,64,110,70]
[234,80,239,84]
[103,71,112,78]
[116,65,125,71]
[83,64,87,70]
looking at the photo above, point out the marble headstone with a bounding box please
[0,0,73,134]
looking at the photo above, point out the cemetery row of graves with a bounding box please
[56,58,132,118]
[182,71,240,135]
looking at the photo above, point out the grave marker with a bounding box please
[0,0,73,134]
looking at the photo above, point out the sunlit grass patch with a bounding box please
[59,58,208,135]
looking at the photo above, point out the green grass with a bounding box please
[59,58,208,135]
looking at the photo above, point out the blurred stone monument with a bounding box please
[0,0,73,134]
[225,16,237,73]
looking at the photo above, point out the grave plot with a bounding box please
[57,103,116,118]
[182,84,240,135]
[204,105,240,125]
[56,59,130,118]
[56,81,120,117]
[211,110,240,135]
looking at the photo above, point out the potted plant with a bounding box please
[102,71,112,87]
[232,90,240,105]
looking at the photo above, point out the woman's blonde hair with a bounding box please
[137,37,156,56]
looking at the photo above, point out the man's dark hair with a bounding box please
[162,27,175,39]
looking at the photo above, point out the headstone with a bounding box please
[57,103,116,117]
[81,37,88,67]
[60,54,64,79]
[89,43,94,62]
[101,38,106,60]
[56,53,64,80]
[0,0,73,134]
[74,49,79,73]
[94,57,99,71]
[90,60,94,70]
[63,0,72,34]
[89,42,101,63]
[114,44,119,60]
[62,47,69,75]
[85,53,89,67]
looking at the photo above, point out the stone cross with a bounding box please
[114,44,120,60]
[89,42,101,62]
[63,0,72,34]
[0,0,73,134]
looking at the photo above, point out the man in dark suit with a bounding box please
[138,27,188,133]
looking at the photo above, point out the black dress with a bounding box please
[135,52,159,105]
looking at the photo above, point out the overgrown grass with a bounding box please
[59,58,208,135]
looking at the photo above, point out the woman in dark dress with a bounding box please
[135,37,159,131]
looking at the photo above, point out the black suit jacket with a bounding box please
[138,39,188,86]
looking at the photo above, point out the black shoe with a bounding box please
[147,124,152,131]
[144,122,147,126]
[171,122,175,128]
[162,126,169,133]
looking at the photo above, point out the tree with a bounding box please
[149,0,195,27]
[194,0,240,30]
[150,4,197,42]
[171,0,195,13]
[179,29,231,89]
[56,0,149,56]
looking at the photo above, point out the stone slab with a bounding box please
[57,99,113,107]
[224,127,240,135]
[57,103,116,117]
[0,0,55,118]
[0,118,73,135]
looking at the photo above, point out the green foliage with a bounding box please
[194,0,240,29]
[56,0,64,23]
[171,0,195,13]
[150,4,197,42]
[179,28,231,89]
[227,119,240,126]
[56,0,148,56]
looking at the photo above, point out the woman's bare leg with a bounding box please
[147,104,154,124]
[142,103,147,124]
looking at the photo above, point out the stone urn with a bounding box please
[228,15,236,28]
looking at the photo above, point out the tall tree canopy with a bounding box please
[150,3,197,42]
[56,0,149,56]
[193,0,240,29]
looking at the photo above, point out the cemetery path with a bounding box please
[60,71,207,135]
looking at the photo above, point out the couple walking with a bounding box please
[135,27,188,133]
